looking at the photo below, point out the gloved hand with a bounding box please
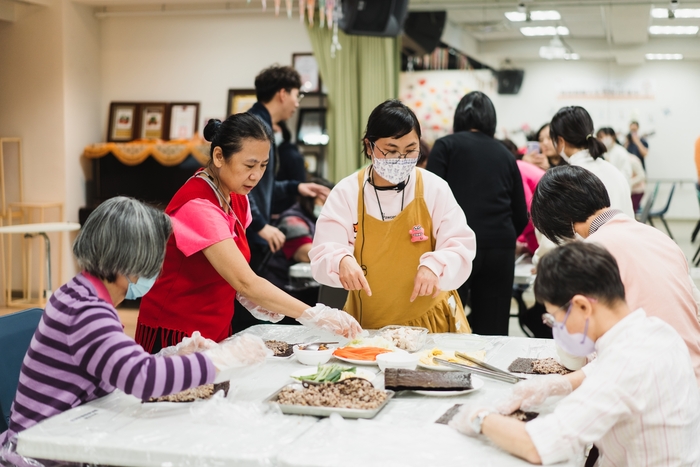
[296,304,363,339]
[449,404,495,437]
[496,374,573,414]
[236,293,284,323]
[156,331,217,357]
[203,334,272,383]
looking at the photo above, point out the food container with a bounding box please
[375,351,419,372]
[293,344,335,366]
[555,344,587,371]
[265,383,395,419]
[377,325,429,352]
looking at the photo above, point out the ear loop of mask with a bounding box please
[562,301,592,345]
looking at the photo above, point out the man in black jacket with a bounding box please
[233,65,329,332]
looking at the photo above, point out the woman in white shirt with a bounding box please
[596,127,633,188]
[549,107,634,217]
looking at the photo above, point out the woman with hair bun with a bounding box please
[549,107,634,217]
[136,113,361,353]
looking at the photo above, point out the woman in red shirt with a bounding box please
[136,113,361,352]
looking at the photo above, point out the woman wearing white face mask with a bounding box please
[549,107,634,218]
[596,127,633,189]
[310,100,476,332]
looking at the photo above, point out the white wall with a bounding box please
[491,60,700,219]
[100,12,314,135]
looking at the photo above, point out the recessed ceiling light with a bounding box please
[505,10,561,22]
[651,8,700,18]
[645,53,683,60]
[649,25,699,35]
[521,26,570,36]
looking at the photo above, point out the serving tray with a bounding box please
[265,383,395,419]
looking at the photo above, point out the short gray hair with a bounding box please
[73,197,172,282]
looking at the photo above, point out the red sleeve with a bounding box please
[281,236,313,260]
[170,198,235,257]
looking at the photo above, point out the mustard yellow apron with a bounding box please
[343,169,471,333]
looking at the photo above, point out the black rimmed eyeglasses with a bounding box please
[371,142,420,160]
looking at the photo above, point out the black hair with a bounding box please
[254,65,302,103]
[203,113,272,162]
[417,139,431,167]
[362,99,421,160]
[299,177,335,219]
[534,242,626,308]
[530,165,611,244]
[537,123,550,140]
[550,106,607,160]
[596,127,620,145]
[453,91,497,137]
[279,120,292,143]
[500,139,521,159]
[630,121,639,127]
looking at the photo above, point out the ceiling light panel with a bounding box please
[648,25,699,34]
[651,8,700,18]
[521,26,570,36]
[505,10,561,22]
[645,53,683,60]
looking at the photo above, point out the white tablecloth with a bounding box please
[16,325,574,467]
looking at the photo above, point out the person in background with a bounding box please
[530,165,700,385]
[0,197,270,453]
[524,123,566,170]
[427,91,527,336]
[695,135,700,189]
[239,65,331,332]
[625,120,649,168]
[263,177,334,308]
[311,100,476,333]
[450,241,700,466]
[271,120,307,215]
[501,139,545,256]
[628,149,647,212]
[596,127,633,187]
[137,114,361,354]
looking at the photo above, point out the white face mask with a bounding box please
[601,136,614,150]
[274,132,283,146]
[372,157,417,185]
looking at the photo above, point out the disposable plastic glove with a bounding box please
[497,374,573,414]
[203,334,271,383]
[156,331,217,357]
[296,304,363,339]
[236,293,284,323]
[449,403,495,437]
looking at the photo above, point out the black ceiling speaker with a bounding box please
[496,70,525,94]
[402,11,447,55]
[339,0,410,37]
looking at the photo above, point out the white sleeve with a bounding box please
[420,172,476,290]
[309,176,359,288]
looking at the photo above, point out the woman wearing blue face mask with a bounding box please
[310,100,477,332]
[0,197,272,451]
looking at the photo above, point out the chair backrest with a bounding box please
[0,307,43,432]
[317,285,349,310]
[637,182,660,224]
[650,182,676,216]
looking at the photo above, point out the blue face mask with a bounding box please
[125,275,157,300]
[551,303,597,357]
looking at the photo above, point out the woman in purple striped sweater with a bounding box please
[0,197,268,454]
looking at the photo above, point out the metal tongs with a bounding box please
[433,356,525,384]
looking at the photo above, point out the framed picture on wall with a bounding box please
[169,102,200,140]
[140,103,169,140]
[108,103,140,142]
[296,108,328,145]
[227,89,257,116]
[293,53,321,94]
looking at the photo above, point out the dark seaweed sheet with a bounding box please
[434,404,538,425]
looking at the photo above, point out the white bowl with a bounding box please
[555,344,587,371]
[375,351,419,372]
[293,344,335,366]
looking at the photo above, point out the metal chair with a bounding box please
[636,182,659,224]
[0,307,43,432]
[647,182,676,239]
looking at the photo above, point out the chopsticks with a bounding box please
[433,358,525,384]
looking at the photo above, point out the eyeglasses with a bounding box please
[371,142,420,160]
[541,297,597,328]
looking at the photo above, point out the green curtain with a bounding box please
[307,27,399,182]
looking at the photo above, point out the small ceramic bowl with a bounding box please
[555,344,587,371]
[375,351,419,372]
[293,344,335,366]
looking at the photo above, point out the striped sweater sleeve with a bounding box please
[67,303,216,401]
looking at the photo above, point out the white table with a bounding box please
[0,222,81,301]
[16,325,574,467]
